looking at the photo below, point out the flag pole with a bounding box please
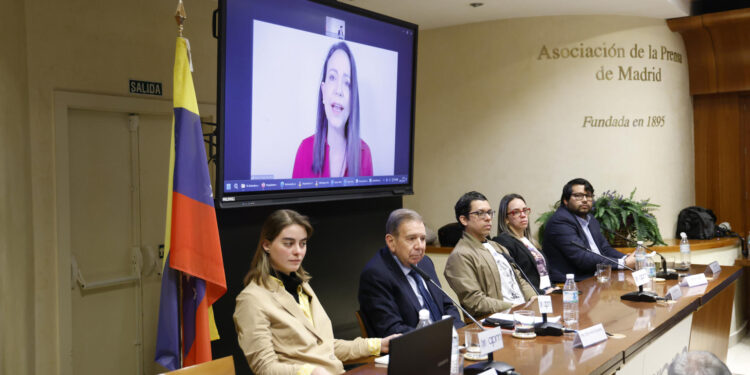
[175,1,186,368]
[175,0,186,37]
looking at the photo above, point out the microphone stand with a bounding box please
[568,241,659,302]
[498,253,563,336]
[410,265,515,375]
[600,227,678,280]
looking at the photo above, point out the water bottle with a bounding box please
[643,253,656,291]
[634,241,647,270]
[443,315,461,375]
[562,274,579,327]
[679,232,691,270]
[416,309,432,329]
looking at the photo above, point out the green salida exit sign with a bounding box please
[129,80,163,96]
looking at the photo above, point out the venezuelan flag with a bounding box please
[155,36,227,371]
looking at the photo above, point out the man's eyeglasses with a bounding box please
[468,209,495,219]
[507,207,531,217]
[571,193,594,201]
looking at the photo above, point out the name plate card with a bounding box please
[573,323,608,348]
[666,284,682,300]
[680,273,708,287]
[704,261,721,277]
[537,295,553,314]
[478,327,504,355]
[539,275,552,289]
[632,269,650,287]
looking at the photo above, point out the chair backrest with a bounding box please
[355,310,372,338]
[159,356,234,375]
[438,222,463,247]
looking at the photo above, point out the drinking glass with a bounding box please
[464,326,484,360]
[666,256,675,270]
[596,263,611,283]
[513,310,536,338]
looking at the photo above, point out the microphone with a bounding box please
[410,265,515,375]
[568,241,634,271]
[498,252,564,336]
[410,265,484,330]
[599,227,677,280]
[568,241,659,302]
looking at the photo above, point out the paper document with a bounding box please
[374,355,389,365]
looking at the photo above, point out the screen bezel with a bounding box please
[215,0,418,208]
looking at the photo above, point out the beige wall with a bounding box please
[20,0,219,374]
[1,0,34,374]
[405,16,694,242]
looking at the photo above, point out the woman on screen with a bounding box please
[293,42,373,178]
[234,209,395,375]
[492,194,555,293]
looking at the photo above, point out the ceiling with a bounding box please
[339,0,692,29]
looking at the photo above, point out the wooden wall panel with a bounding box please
[690,282,736,361]
[693,94,746,234]
[703,10,750,93]
[671,8,750,238]
[670,8,750,94]
[741,96,750,237]
[693,95,713,206]
[667,16,717,95]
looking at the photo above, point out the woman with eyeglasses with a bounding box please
[492,193,555,293]
[234,209,396,375]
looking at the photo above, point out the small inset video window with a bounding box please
[325,16,345,40]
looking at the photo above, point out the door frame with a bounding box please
[54,91,215,375]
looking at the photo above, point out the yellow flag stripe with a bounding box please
[209,306,220,341]
[174,37,200,115]
[163,118,175,270]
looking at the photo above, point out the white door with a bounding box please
[67,108,171,375]
[58,92,216,375]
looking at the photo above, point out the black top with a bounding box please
[492,231,546,291]
[276,270,303,303]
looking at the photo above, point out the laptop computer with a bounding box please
[388,318,453,375]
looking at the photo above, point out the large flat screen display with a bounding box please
[217,0,418,207]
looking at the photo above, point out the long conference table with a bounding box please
[346,264,742,375]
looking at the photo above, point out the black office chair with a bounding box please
[438,222,463,248]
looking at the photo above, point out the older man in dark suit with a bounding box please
[358,209,463,337]
[543,178,636,283]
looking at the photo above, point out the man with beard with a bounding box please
[543,178,636,282]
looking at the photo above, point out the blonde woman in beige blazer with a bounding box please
[234,210,397,375]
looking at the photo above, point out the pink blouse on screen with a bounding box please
[292,135,373,178]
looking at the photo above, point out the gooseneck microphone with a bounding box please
[499,252,542,296]
[568,241,660,302]
[498,252,565,336]
[409,264,484,330]
[410,265,516,375]
[568,241,634,271]
[599,227,678,280]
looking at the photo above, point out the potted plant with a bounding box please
[537,188,666,247]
